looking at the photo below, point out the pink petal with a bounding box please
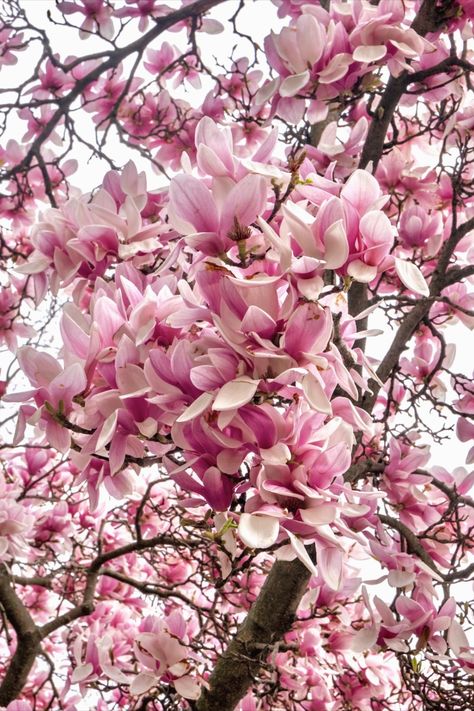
[284,303,332,359]
[341,169,381,214]
[220,174,267,235]
[241,305,277,338]
[45,420,71,453]
[168,175,219,234]
[17,347,61,387]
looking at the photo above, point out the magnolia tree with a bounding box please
[0,0,473,709]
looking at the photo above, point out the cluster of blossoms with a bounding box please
[10,118,432,559]
[0,0,473,709]
[4,104,472,704]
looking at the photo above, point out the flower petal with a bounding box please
[394,257,430,296]
[301,372,332,414]
[238,513,280,549]
[212,377,259,412]
[279,70,310,97]
[130,672,157,696]
[176,391,214,423]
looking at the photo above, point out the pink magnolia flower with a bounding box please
[71,629,129,688]
[168,171,267,256]
[28,57,71,98]
[430,281,474,329]
[282,168,394,283]
[349,3,432,77]
[143,42,177,75]
[18,106,64,145]
[0,476,34,561]
[115,0,169,32]
[83,67,142,125]
[5,347,87,453]
[131,611,201,700]
[0,285,35,351]
[398,204,442,254]
[57,0,115,40]
[261,9,353,122]
[0,29,25,69]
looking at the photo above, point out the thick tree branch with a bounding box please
[196,555,313,711]
[0,565,42,705]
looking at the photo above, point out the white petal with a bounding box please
[176,392,213,423]
[174,675,201,700]
[351,329,383,339]
[130,672,156,695]
[300,504,337,525]
[323,219,349,269]
[394,257,430,296]
[354,302,380,321]
[212,377,259,412]
[255,77,279,105]
[287,530,318,577]
[347,260,378,282]
[317,545,344,590]
[302,373,332,414]
[238,513,280,549]
[102,663,130,684]
[352,625,379,652]
[448,620,470,654]
[387,570,416,588]
[353,45,387,62]
[279,70,310,98]
[16,255,51,274]
[96,410,118,451]
[71,663,94,683]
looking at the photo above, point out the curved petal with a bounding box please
[238,513,280,549]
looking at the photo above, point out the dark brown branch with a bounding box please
[361,216,474,412]
[0,565,42,705]
[378,515,441,575]
[196,554,313,711]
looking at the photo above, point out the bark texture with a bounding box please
[196,557,312,711]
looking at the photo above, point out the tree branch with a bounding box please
[0,564,42,705]
[196,554,313,711]
[3,0,225,181]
